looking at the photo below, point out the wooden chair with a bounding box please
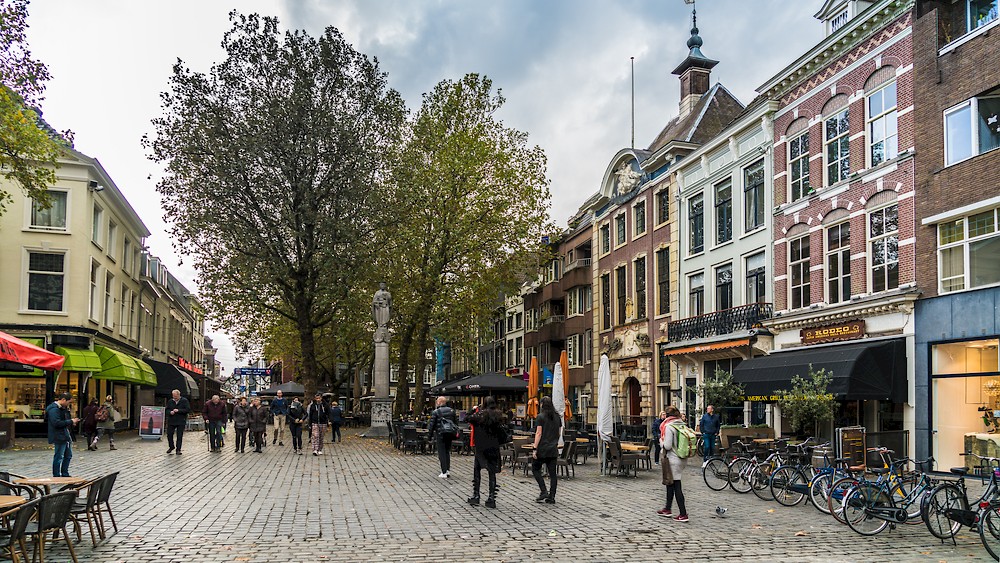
[22,491,78,563]
[609,438,640,477]
[0,498,36,563]
[555,441,577,478]
[511,437,531,475]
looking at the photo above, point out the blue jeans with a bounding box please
[703,433,717,460]
[52,441,72,477]
[208,420,224,450]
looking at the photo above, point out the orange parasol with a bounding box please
[527,356,539,418]
[559,350,572,420]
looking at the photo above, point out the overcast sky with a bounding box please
[25,0,822,375]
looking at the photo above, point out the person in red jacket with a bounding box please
[203,395,228,453]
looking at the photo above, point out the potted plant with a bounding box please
[775,365,836,439]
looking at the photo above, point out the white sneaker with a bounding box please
[701,460,709,468]
[438,473,447,479]
[312,451,318,456]
[318,450,324,455]
[445,472,450,478]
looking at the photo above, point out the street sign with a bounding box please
[234,367,271,377]
[239,385,247,393]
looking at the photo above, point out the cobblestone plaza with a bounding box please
[4,428,993,562]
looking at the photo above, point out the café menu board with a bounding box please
[801,320,865,345]
[139,406,165,439]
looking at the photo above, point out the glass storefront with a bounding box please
[931,338,1000,471]
[0,377,47,420]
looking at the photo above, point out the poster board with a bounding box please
[139,406,164,440]
[586,405,598,425]
[515,404,526,419]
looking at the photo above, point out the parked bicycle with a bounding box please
[769,438,821,507]
[923,452,1000,540]
[702,438,753,491]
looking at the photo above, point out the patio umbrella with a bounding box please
[527,356,539,419]
[559,350,572,420]
[596,354,613,474]
[0,331,64,371]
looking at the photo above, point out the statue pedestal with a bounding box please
[362,340,391,438]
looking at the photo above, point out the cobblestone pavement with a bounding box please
[2,427,994,562]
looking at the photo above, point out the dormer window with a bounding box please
[831,10,849,32]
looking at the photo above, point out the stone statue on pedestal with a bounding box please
[372,282,392,343]
[363,282,393,438]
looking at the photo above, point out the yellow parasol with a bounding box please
[559,350,572,420]
[527,356,539,419]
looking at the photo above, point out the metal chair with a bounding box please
[94,472,119,538]
[68,477,104,546]
[401,427,423,455]
[0,497,36,563]
[555,441,577,478]
[22,491,78,563]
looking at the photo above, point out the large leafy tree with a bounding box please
[385,74,552,416]
[146,13,405,397]
[0,0,70,216]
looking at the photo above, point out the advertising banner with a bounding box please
[139,405,165,439]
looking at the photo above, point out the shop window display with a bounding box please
[932,338,1000,471]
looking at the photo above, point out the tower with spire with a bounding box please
[672,3,719,120]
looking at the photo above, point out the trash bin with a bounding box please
[812,446,834,468]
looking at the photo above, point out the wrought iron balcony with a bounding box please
[667,302,773,342]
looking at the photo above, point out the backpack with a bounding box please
[95,405,110,422]
[440,416,459,437]
[671,421,698,459]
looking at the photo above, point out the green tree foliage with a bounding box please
[385,74,552,415]
[698,368,745,424]
[0,0,70,216]
[775,365,836,436]
[145,13,405,397]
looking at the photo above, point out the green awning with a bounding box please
[92,346,144,384]
[136,359,157,387]
[0,337,45,377]
[54,346,103,372]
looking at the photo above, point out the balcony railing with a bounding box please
[564,258,592,272]
[540,315,565,325]
[667,302,773,342]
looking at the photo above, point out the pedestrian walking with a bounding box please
[203,395,228,452]
[81,398,99,449]
[658,405,689,522]
[531,396,562,504]
[651,410,666,465]
[165,389,191,455]
[92,395,121,450]
[466,396,507,508]
[287,396,306,455]
[428,396,458,478]
[270,390,288,446]
[232,397,250,453]
[307,394,330,455]
[46,393,78,477]
[330,401,343,443]
[698,404,720,462]
[248,398,268,453]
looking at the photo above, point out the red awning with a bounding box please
[0,332,65,371]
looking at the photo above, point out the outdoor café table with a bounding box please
[14,476,87,495]
[0,495,25,510]
[619,442,649,452]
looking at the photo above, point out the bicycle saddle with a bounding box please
[950,467,969,476]
[870,467,890,475]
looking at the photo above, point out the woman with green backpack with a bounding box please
[657,405,692,522]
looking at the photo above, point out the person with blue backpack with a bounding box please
[428,396,459,478]
[658,405,693,522]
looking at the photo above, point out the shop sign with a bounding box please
[176,356,204,375]
[619,359,639,370]
[801,320,865,345]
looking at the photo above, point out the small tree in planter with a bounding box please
[775,365,836,438]
[698,368,745,425]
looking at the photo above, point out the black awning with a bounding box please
[257,381,305,397]
[732,338,906,402]
[149,359,200,400]
[438,372,527,396]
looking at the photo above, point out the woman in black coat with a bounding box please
[465,396,507,508]
[247,398,268,453]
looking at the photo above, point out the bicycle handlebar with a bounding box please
[961,452,1000,463]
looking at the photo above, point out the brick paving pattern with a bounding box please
[2,427,993,562]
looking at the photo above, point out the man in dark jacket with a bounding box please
[166,389,191,455]
[428,396,458,479]
[46,393,79,477]
[698,405,721,462]
[330,401,343,443]
[270,390,288,446]
[203,395,228,453]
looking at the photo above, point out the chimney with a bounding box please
[672,7,718,120]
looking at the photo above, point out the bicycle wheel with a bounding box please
[771,466,807,506]
[980,503,1000,561]
[923,483,966,539]
[828,476,856,524]
[703,458,730,491]
[809,472,834,514]
[888,477,923,524]
[728,458,753,494]
[751,464,775,501]
[843,484,890,536]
